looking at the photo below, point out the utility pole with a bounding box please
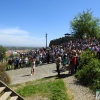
[45,33,47,48]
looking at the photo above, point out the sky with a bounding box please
[0,0,100,47]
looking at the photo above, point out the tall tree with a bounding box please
[70,9,100,39]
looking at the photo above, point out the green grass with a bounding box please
[10,78,70,100]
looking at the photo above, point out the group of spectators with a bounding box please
[51,36,100,76]
[7,36,100,76]
[7,47,54,70]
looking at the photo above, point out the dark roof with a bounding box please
[64,33,70,36]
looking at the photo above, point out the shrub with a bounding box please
[0,62,11,85]
[75,58,100,89]
[93,77,100,90]
[77,49,97,70]
[0,62,7,71]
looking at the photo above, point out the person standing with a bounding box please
[46,50,50,64]
[19,58,22,68]
[71,50,77,74]
[24,56,28,67]
[30,58,36,76]
[16,57,19,69]
[55,53,62,76]
[8,58,13,70]
[13,57,17,70]
[51,50,55,63]
[61,54,67,71]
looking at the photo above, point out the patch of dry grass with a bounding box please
[0,62,11,85]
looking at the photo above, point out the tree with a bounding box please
[0,46,6,61]
[70,9,100,39]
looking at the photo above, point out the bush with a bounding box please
[75,57,100,90]
[77,49,97,70]
[0,62,11,85]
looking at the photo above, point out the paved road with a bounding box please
[6,63,59,85]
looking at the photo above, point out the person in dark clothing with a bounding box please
[13,58,17,70]
[16,58,19,69]
[46,50,50,64]
[75,56,80,73]
[14,57,19,69]
[19,58,22,68]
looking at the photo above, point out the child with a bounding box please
[30,58,36,76]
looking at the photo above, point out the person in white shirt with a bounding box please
[30,58,36,76]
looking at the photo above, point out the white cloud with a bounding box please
[0,27,46,47]
[0,27,28,35]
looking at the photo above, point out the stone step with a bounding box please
[0,87,6,93]
[10,96,18,100]
[0,91,12,100]
[0,80,24,100]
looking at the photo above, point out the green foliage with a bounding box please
[16,79,70,100]
[9,54,14,58]
[70,9,100,39]
[9,53,19,58]
[49,36,74,46]
[75,50,100,90]
[0,46,6,61]
[77,49,97,70]
[93,77,100,90]
[0,62,6,72]
[0,62,11,85]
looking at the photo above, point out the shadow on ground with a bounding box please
[21,74,31,77]
[44,73,72,79]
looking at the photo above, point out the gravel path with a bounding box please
[6,63,96,100]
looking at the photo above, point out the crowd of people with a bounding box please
[7,48,55,75]
[7,36,100,76]
[54,36,100,75]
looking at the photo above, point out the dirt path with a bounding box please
[6,63,96,100]
[6,63,57,85]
